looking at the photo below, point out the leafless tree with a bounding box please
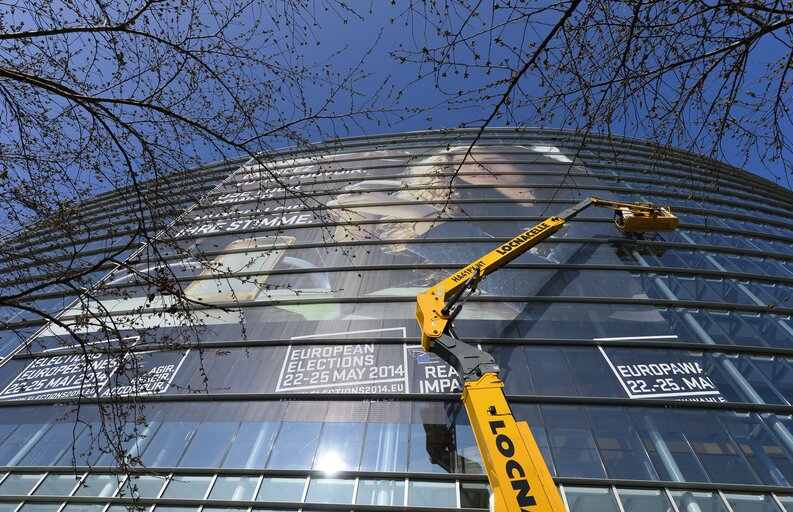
[392,0,792,189]
[0,0,394,489]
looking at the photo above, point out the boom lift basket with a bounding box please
[614,205,678,232]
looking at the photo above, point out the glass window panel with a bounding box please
[256,477,306,503]
[0,424,49,466]
[721,412,793,487]
[17,423,77,467]
[564,347,623,397]
[18,504,62,512]
[777,495,793,511]
[153,507,199,512]
[635,412,709,483]
[74,474,121,498]
[563,486,619,512]
[356,479,405,506]
[548,427,607,478]
[455,421,485,474]
[0,505,20,512]
[33,473,79,495]
[594,428,658,481]
[178,421,237,468]
[409,402,460,474]
[460,482,490,509]
[118,474,167,499]
[360,423,408,473]
[409,422,453,474]
[61,505,106,512]
[406,480,456,508]
[58,421,105,467]
[202,508,250,512]
[616,487,673,512]
[0,473,44,495]
[161,475,213,500]
[313,423,365,473]
[222,421,279,469]
[140,421,199,468]
[491,345,533,395]
[754,357,793,404]
[732,355,786,405]
[676,410,761,484]
[526,347,578,395]
[0,426,19,461]
[208,476,259,501]
[266,422,321,470]
[513,405,556,477]
[670,490,730,512]
[94,421,155,468]
[305,477,355,504]
[724,493,783,512]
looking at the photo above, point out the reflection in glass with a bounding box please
[637,421,709,483]
[313,423,365,473]
[18,423,75,466]
[17,504,62,512]
[94,421,155,467]
[455,422,484,474]
[680,410,760,485]
[161,475,213,499]
[616,487,673,512]
[563,486,619,512]
[589,408,657,481]
[0,424,47,466]
[460,482,490,509]
[33,473,79,495]
[777,495,793,512]
[179,421,237,467]
[0,473,43,495]
[406,480,456,508]
[360,423,408,473]
[669,490,730,512]
[119,474,167,499]
[140,421,199,467]
[73,474,121,498]
[356,479,405,506]
[61,505,106,512]
[548,427,607,478]
[721,412,793,486]
[305,477,355,504]
[724,493,783,512]
[256,477,306,503]
[267,422,321,470]
[222,421,279,469]
[58,421,104,467]
[208,476,259,501]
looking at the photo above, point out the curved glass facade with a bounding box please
[1,129,793,511]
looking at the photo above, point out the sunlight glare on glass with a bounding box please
[316,451,346,475]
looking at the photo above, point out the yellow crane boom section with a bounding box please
[416,216,565,350]
[414,197,678,512]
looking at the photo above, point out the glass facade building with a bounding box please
[1,128,793,511]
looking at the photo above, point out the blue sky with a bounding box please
[264,3,791,190]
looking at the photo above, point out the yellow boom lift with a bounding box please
[415,197,678,512]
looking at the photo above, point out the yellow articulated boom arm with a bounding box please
[414,197,677,512]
